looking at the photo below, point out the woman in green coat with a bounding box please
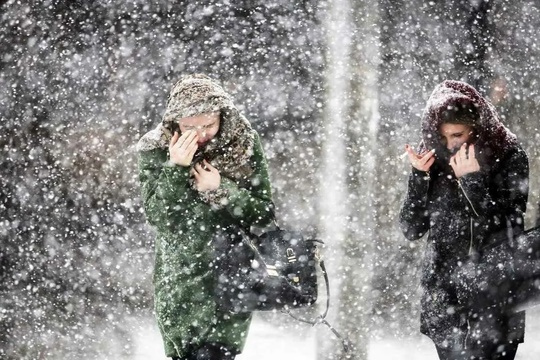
[137,74,274,360]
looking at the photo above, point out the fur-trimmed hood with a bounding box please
[136,74,255,181]
[420,80,517,164]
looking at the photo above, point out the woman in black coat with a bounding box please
[399,80,529,360]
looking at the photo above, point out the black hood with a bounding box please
[419,80,518,166]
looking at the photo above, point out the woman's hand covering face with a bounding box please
[449,143,480,178]
[169,130,198,167]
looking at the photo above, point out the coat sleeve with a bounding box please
[203,131,274,228]
[457,147,529,232]
[138,148,197,230]
[399,168,431,241]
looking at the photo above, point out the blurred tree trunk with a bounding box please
[317,0,352,357]
[484,1,540,227]
[340,0,382,358]
[454,0,495,91]
[317,0,380,359]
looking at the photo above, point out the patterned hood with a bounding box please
[137,74,255,181]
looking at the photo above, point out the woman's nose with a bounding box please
[446,139,455,150]
[195,130,208,143]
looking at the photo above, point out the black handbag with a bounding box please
[212,225,321,313]
[455,225,540,313]
[507,226,540,312]
[212,224,351,352]
[213,226,352,353]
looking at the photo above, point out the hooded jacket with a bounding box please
[399,80,529,350]
[137,74,274,358]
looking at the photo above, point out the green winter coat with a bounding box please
[138,130,273,358]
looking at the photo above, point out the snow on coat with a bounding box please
[137,75,274,358]
[399,80,529,350]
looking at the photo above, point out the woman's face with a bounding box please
[439,123,475,152]
[178,112,220,146]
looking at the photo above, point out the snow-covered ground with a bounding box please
[131,306,540,360]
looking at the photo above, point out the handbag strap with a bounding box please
[237,209,351,353]
[281,257,351,354]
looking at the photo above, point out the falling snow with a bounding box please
[1,1,540,359]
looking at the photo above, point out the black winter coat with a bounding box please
[399,80,529,350]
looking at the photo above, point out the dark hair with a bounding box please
[440,101,479,126]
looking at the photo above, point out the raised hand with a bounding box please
[169,130,198,167]
[405,144,435,172]
[449,143,480,178]
[192,160,221,192]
